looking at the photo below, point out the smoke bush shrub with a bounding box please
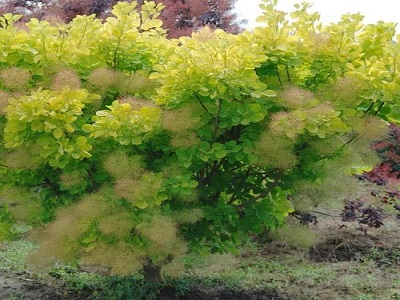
[0,1,399,281]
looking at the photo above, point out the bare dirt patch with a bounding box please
[309,233,375,262]
[0,271,82,299]
[309,215,400,263]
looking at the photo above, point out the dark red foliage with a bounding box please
[343,125,400,230]
[365,124,400,185]
[290,211,318,225]
[0,0,242,38]
[341,199,385,233]
[341,200,365,223]
[154,0,242,38]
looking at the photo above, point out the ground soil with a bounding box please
[0,272,283,300]
[0,271,82,299]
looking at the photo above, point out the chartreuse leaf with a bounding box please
[84,100,161,145]
[150,27,269,107]
[3,89,99,168]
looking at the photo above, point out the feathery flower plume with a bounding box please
[272,222,316,248]
[51,69,81,90]
[269,111,305,139]
[97,212,135,237]
[119,96,154,111]
[162,258,186,277]
[27,192,113,269]
[173,208,204,224]
[112,71,135,94]
[170,132,201,148]
[86,67,115,92]
[0,90,10,114]
[114,171,165,209]
[322,76,365,108]
[279,85,315,109]
[83,242,145,275]
[253,131,297,170]
[59,169,87,190]
[138,215,178,248]
[2,148,40,169]
[114,177,138,203]
[103,151,144,179]
[137,215,187,259]
[351,116,389,141]
[162,104,202,134]
[309,32,331,54]
[0,187,43,224]
[292,174,366,212]
[0,67,31,91]
[129,71,160,96]
[308,136,343,158]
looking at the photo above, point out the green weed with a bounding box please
[0,240,37,272]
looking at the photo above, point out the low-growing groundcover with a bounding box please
[0,0,400,298]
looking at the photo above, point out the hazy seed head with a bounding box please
[73,192,112,219]
[59,169,86,189]
[27,192,114,269]
[308,32,331,54]
[2,148,40,169]
[129,71,160,95]
[162,105,201,134]
[173,208,204,224]
[97,212,135,237]
[306,103,336,118]
[114,177,138,203]
[0,67,31,91]
[87,67,115,92]
[119,96,154,111]
[352,116,389,141]
[348,140,380,167]
[269,111,305,139]
[161,164,183,178]
[27,235,80,271]
[114,171,165,208]
[279,86,315,109]
[176,189,199,203]
[82,242,145,275]
[326,76,365,107]
[103,151,143,179]
[292,150,374,210]
[0,187,43,224]
[272,221,316,248]
[254,131,297,170]
[162,258,186,278]
[112,71,133,94]
[170,132,201,148]
[0,90,10,114]
[51,69,81,90]
[308,136,343,157]
[137,215,178,249]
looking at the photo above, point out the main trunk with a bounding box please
[143,260,162,284]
